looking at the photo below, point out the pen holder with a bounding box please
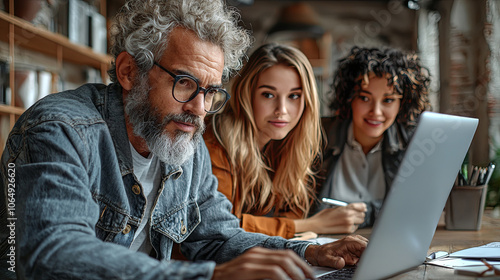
[445,184,488,230]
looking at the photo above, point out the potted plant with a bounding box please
[485,144,500,209]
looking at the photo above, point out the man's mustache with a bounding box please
[162,112,205,131]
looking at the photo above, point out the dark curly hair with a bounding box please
[330,46,432,125]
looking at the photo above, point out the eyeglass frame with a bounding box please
[153,61,230,113]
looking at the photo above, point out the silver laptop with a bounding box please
[317,112,478,280]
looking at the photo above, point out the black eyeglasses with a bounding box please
[153,62,230,113]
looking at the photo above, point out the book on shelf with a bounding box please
[38,70,53,100]
[56,0,90,47]
[0,61,9,105]
[89,6,107,54]
[55,0,107,52]
[14,69,38,109]
[69,0,90,46]
[85,68,103,84]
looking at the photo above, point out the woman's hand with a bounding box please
[295,203,367,234]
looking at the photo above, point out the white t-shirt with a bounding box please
[128,142,162,254]
[329,123,386,202]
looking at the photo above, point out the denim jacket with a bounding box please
[0,83,310,280]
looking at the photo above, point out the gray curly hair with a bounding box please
[108,0,252,83]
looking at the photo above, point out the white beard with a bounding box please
[124,75,205,166]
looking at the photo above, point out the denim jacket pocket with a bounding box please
[152,200,201,243]
[95,199,129,242]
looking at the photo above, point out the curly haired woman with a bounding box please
[313,46,432,230]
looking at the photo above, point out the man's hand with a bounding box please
[304,235,368,269]
[212,247,315,280]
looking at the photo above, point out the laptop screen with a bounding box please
[352,112,478,280]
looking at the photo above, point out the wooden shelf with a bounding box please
[0,2,110,149]
[0,104,24,115]
[0,10,112,69]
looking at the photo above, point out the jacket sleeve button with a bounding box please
[180,220,187,235]
[122,224,131,234]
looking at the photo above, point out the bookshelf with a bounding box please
[0,1,112,148]
[0,11,111,71]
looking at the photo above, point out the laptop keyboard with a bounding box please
[317,266,356,280]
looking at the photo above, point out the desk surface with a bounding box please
[328,209,500,279]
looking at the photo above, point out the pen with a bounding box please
[477,168,486,186]
[457,171,466,186]
[426,251,449,261]
[321,198,348,207]
[461,161,468,183]
[470,166,480,186]
[483,163,496,186]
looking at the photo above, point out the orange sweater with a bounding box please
[203,129,299,239]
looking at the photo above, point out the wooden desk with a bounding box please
[329,209,500,279]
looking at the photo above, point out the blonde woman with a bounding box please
[204,43,366,238]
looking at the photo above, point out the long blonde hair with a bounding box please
[212,43,322,217]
